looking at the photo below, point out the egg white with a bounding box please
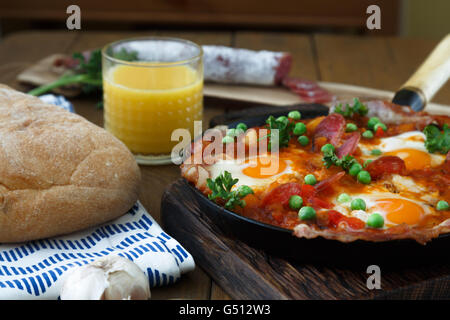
[331,191,432,228]
[208,156,293,188]
[359,131,445,167]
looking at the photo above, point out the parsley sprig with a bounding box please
[263,115,295,150]
[334,98,368,118]
[423,124,450,154]
[28,48,138,97]
[206,171,254,210]
[322,147,359,171]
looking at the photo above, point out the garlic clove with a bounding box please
[60,255,151,300]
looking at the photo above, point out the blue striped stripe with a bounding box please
[171,249,184,263]
[3,252,11,262]
[147,268,154,287]
[0,205,191,297]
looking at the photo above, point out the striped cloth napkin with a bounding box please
[0,95,195,299]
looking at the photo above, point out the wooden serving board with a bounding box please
[161,179,450,300]
[204,82,450,115]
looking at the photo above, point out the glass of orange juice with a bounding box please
[102,37,203,165]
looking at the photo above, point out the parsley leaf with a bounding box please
[423,124,450,154]
[206,171,254,210]
[264,115,295,150]
[334,98,368,118]
[28,48,138,97]
[322,147,359,171]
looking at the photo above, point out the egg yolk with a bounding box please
[375,198,424,226]
[242,156,288,178]
[384,148,431,170]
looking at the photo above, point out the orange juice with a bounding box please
[103,64,203,155]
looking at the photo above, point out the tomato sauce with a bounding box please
[211,115,450,233]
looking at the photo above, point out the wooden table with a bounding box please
[0,30,448,300]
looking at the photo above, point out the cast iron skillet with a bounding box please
[185,104,450,266]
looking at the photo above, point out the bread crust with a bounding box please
[0,85,141,242]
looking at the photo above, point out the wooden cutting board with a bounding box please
[204,82,450,115]
[161,179,450,300]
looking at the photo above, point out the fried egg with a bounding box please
[359,131,445,170]
[334,192,432,228]
[208,155,293,188]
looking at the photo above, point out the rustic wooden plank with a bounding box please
[385,36,450,105]
[314,34,450,104]
[67,31,158,52]
[0,0,399,33]
[234,31,318,81]
[0,31,78,89]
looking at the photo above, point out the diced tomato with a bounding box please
[375,126,385,138]
[346,217,366,230]
[327,210,343,228]
[262,182,332,211]
[271,211,284,224]
[300,184,316,200]
[310,197,332,209]
[327,210,365,230]
[261,182,302,207]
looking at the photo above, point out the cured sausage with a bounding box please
[202,45,292,85]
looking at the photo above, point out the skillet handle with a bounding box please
[392,34,450,112]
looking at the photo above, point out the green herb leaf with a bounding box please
[28,48,138,98]
[322,147,359,172]
[263,115,295,150]
[334,98,368,118]
[423,124,450,154]
[111,48,139,61]
[206,171,254,210]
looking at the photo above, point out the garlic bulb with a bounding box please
[60,255,151,300]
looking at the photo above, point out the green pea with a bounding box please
[236,123,248,132]
[351,198,366,211]
[289,195,303,210]
[367,117,381,130]
[370,149,382,155]
[357,170,371,184]
[299,206,316,220]
[222,136,234,144]
[367,213,384,228]
[362,130,374,139]
[363,159,373,168]
[321,143,335,154]
[298,135,309,146]
[346,123,358,132]
[374,123,387,132]
[288,110,301,120]
[304,174,317,185]
[349,163,363,176]
[237,185,254,198]
[337,193,351,203]
[436,200,449,211]
[293,122,307,135]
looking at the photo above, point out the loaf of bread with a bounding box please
[0,85,141,243]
